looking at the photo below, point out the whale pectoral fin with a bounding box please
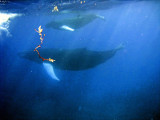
[60,25,75,31]
[43,62,60,81]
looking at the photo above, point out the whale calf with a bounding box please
[46,14,105,31]
[19,44,124,80]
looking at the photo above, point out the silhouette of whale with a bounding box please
[19,44,123,80]
[19,45,123,70]
[46,14,104,31]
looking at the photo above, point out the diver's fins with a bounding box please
[60,25,75,31]
[43,62,60,81]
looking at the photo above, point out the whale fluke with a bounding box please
[115,43,125,51]
[96,15,105,21]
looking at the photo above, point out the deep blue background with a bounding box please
[0,1,160,120]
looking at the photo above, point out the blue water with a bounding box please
[0,0,160,120]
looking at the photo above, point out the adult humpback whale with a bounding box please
[19,44,123,81]
[46,14,105,31]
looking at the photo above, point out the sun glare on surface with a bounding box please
[0,13,21,37]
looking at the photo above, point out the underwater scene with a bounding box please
[0,0,160,120]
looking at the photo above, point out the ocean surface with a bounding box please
[0,0,160,120]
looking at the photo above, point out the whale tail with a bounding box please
[115,43,125,51]
[96,15,105,21]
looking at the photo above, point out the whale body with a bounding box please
[46,14,104,31]
[19,45,123,70]
[19,45,123,80]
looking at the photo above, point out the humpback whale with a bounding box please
[46,14,105,31]
[19,44,123,81]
